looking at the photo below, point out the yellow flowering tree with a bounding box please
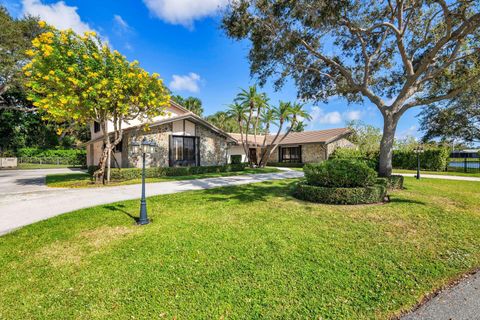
[24,22,170,183]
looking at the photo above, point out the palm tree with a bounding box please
[183,97,204,116]
[227,102,249,161]
[235,85,269,164]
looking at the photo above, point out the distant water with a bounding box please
[449,161,480,169]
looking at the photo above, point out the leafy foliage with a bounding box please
[172,95,204,116]
[23,22,170,181]
[304,159,377,188]
[17,148,86,165]
[392,147,450,171]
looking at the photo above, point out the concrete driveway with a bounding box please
[0,168,85,195]
[0,169,303,236]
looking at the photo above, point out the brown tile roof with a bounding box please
[228,128,351,146]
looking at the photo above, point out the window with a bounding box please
[171,136,197,166]
[114,140,123,153]
[94,121,100,133]
[280,146,301,163]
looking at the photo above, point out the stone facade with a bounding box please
[326,138,355,157]
[302,143,327,163]
[122,121,228,168]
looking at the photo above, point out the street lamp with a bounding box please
[129,137,158,225]
[413,145,424,180]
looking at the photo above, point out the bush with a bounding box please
[330,148,379,170]
[386,175,404,189]
[88,164,247,180]
[266,162,304,168]
[17,148,86,166]
[230,155,242,164]
[304,159,377,188]
[392,147,450,171]
[293,182,387,205]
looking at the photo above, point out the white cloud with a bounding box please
[113,14,129,30]
[22,0,96,35]
[310,107,342,125]
[344,110,362,121]
[143,0,228,28]
[169,72,201,93]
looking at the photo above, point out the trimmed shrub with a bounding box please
[386,175,404,190]
[293,182,387,205]
[266,162,304,168]
[230,155,242,164]
[88,164,247,180]
[330,148,379,170]
[392,148,450,171]
[17,148,86,166]
[304,159,377,188]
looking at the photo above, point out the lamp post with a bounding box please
[413,145,424,180]
[129,137,158,225]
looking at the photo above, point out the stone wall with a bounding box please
[302,143,327,163]
[197,125,228,166]
[326,138,355,158]
[122,122,228,168]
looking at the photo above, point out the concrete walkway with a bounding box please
[0,170,302,236]
[395,172,480,182]
[401,271,480,320]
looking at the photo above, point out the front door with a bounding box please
[249,148,257,164]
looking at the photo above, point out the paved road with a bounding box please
[0,169,302,235]
[401,271,480,320]
[395,173,480,182]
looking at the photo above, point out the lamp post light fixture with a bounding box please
[129,137,158,225]
[413,144,425,180]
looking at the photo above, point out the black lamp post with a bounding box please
[129,137,158,225]
[413,145,424,180]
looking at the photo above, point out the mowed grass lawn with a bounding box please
[1,178,479,319]
[46,167,281,188]
[393,169,480,178]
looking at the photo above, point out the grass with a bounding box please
[12,163,83,170]
[394,169,480,178]
[1,177,479,319]
[46,167,281,188]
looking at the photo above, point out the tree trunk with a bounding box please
[106,148,111,184]
[378,114,399,177]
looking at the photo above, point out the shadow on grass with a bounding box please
[103,204,139,223]
[388,198,426,205]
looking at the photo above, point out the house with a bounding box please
[227,128,354,164]
[85,100,354,168]
[85,100,237,168]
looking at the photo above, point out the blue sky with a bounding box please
[2,0,421,139]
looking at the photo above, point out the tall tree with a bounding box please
[205,111,241,132]
[172,95,204,116]
[0,6,41,111]
[291,121,306,132]
[419,92,480,144]
[24,23,170,183]
[346,120,382,154]
[222,0,480,176]
[227,102,250,161]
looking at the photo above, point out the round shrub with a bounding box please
[293,182,387,205]
[304,159,377,188]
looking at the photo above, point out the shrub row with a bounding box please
[266,162,304,168]
[293,182,387,205]
[17,148,86,165]
[331,147,450,171]
[304,159,377,188]
[230,155,242,164]
[88,164,247,180]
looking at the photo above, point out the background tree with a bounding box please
[24,24,170,183]
[205,111,241,132]
[223,0,480,176]
[419,92,480,144]
[291,121,306,132]
[346,120,382,154]
[172,95,204,116]
[0,6,41,111]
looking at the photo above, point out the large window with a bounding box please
[280,146,302,163]
[171,136,197,166]
[93,121,101,133]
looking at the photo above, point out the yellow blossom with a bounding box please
[38,21,46,28]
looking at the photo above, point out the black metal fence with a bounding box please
[447,158,480,173]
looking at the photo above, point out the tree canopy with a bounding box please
[222,0,480,176]
[24,22,170,182]
[172,95,204,116]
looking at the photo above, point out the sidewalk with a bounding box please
[395,173,480,182]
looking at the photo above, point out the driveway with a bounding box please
[0,169,302,236]
[0,168,85,195]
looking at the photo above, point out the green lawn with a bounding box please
[394,169,480,178]
[1,177,479,319]
[46,167,281,188]
[14,163,83,170]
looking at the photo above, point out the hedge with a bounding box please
[17,148,86,166]
[88,164,247,180]
[376,175,404,190]
[266,162,304,168]
[332,146,450,172]
[304,159,377,188]
[230,155,242,164]
[293,182,387,205]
